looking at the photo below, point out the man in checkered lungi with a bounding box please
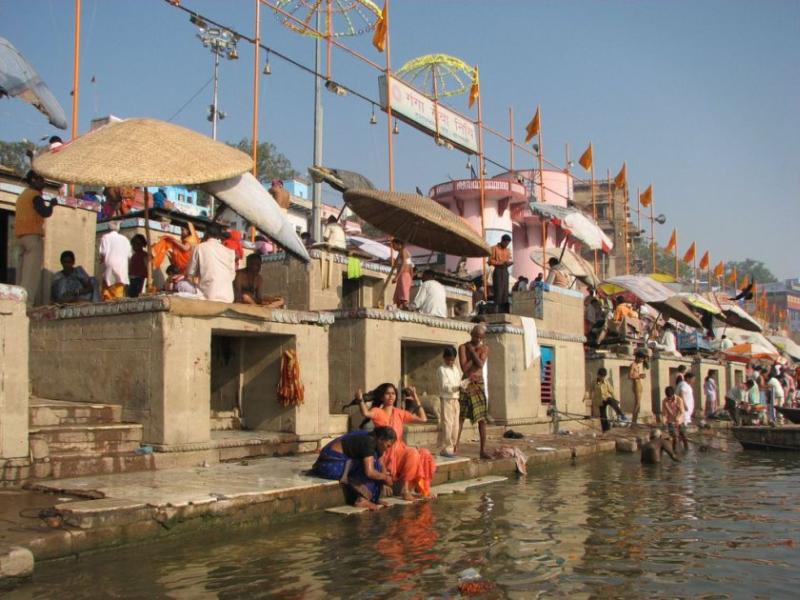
[457,324,491,459]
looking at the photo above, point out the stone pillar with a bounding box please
[0,285,29,460]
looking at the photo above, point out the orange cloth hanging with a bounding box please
[277,350,305,407]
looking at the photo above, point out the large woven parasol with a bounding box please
[33,118,252,186]
[343,188,490,257]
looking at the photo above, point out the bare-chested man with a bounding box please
[457,324,491,459]
[641,428,680,464]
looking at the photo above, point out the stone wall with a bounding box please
[0,285,29,460]
[328,310,541,427]
[29,298,343,447]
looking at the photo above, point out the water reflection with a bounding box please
[12,442,800,599]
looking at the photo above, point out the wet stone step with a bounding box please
[30,403,122,427]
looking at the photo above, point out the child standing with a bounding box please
[662,386,688,453]
[437,346,462,457]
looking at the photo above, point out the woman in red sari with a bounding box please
[357,383,436,500]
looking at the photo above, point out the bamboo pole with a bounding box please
[325,0,332,80]
[606,169,614,277]
[537,106,546,276]
[508,107,514,171]
[635,186,641,273]
[650,198,656,273]
[250,0,260,243]
[674,229,678,280]
[623,190,630,275]
[71,0,81,141]
[384,1,394,191]
[590,158,597,274]
[477,67,488,300]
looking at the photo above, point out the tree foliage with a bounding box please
[227,138,298,183]
[726,259,777,284]
[632,239,692,279]
[0,140,38,175]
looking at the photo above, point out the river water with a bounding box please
[11,438,800,599]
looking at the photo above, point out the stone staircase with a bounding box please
[29,399,155,479]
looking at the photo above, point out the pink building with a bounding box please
[429,169,574,281]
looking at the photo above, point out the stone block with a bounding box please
[29,437,49,460]
[0,545,34,581]
[615,438,638,453]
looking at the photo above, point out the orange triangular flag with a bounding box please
[524,107,540,143]
[468,67,479,109]
[740,275,749,290]
[578,143,593,170]
[372,2,388,52]
[698,251,709,270]
[639,185,653,208]
[682,242,696,264]
[613,162,627,189]
[666,228,677,253]
[713,261,725,278]
[727,266,737,285]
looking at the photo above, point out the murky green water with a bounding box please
[11,437,800,599]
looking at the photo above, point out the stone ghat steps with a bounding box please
[29,423,143,454]
[43,451,155,481]
[30,399,122,428]
[28,399,154,480]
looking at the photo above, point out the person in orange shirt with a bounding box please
[489,234,513,313]
[14,171,54,306]
[357,383,435,500]
[613,295,642,338]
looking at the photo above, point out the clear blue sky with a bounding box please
[2,0,798,278]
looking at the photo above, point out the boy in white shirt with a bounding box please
[437,346,462,457]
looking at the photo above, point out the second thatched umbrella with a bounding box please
[342,188,490,257]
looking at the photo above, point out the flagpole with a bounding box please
[384,1,394,191]
[477,68,488,300]
[649,197,656,273]
[624,187,630,274]
[635,187,641,273]
[674,229,678,280]
[508,106,514,171]
[590,151,597,275]
[693,250,697,293]
[607,169,614,275]
[536,106,546,277]
[71,0,81,142]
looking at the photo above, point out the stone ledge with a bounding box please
[0,284,27,304]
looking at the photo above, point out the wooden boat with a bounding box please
[732,425,800,451]
[776,406,800,425]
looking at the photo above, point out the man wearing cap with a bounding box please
[14,170,54,306]
[489,234,513,313]
[186,225,236,303]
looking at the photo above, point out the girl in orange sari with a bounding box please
[357,383,436,500]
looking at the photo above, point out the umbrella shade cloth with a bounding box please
[0,36,67,129]
[725,342,780,361]
[530,246,600,287]
[528,202,613,252]
[767,336,800,362]
[680,293,723,315]
[719,303,762,332]
[343,188,491,258]
[33,118,252,186]
[600,275,703,329]
[347,235,392,261]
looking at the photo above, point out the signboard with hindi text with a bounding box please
[378,75,479,154]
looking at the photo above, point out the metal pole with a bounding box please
[674,229,678,280]
[311,9,323,243]
[636,186,641,272]
[623,190,630,275]
[606,169,614,276]
[211,50,220,140]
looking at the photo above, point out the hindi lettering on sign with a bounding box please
[379,75,479,154]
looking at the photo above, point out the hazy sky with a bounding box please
[2,0,798,278]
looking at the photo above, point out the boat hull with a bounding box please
[776,406,800,425]
[732,425,800,451]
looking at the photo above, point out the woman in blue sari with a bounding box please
[313,427,396,510]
